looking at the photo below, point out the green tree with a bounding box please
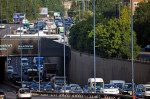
[134,1,150,47]
[88,6,140,58]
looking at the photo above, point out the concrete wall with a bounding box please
[68,50,150,86]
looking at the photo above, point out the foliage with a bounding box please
[69,6,140,59]
[0,0,64,21]
[88,6,140,58]
[134,1,150,47]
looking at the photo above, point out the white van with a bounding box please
[88,78,104,91]
[142,84,150,98]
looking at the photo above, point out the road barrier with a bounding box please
[4,81,138,99]
[32,91,137,99]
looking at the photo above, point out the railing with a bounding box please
[32,91,137,99]
[4,81,138,99]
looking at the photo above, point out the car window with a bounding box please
[0,92,4,95]
[19,89,30,94]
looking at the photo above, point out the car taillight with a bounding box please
[3,94,5,97]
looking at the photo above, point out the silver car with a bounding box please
[16,88,32,99]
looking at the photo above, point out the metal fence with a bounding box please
[32,91,136,99]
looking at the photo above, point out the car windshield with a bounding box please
[104,84,117,89]
[92,82,103,88]
[146,87,150,91]
[62,86,71,90]
[124,84,132,89]
[56,87,62,90]
[137,88,142,92]
[55,78,64,83]
[116,84,123,89]
[8,67,13,69]
[19,89,30,94]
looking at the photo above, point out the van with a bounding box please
[142,84,150,98]
[88,78,104,91]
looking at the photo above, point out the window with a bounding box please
[134,2,139,7]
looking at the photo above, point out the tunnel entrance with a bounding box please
[0,57,6,83]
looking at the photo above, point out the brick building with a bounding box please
[123,0,148,12]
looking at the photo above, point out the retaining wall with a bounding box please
[68,50,150,86]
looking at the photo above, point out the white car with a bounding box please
[29,23,34,28]
[43,27,48,33]
[22,19,29,24]
[7,66,14,73]
[16,88,32,99]
[0,24,6,29]
[100,84,119,94]
[17,27,28,33]
[141,84,150,98]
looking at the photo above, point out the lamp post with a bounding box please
[35,0,36,19]
[131,0,134,96]
[93,0,96,93]
[63,12,66,93]
[1,4,2,33]
[20,26,23,85]
[38,20,41,92]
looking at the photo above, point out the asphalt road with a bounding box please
[0,83,84,99]
[0,24,23,37]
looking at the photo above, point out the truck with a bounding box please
[13,13,25,23]
[27,68,38,81]
[33,57,44,67]
[43,63,57,81]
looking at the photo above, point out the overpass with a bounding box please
[0,38,71,82]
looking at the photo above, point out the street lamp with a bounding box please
[131,0,135,97]
[93,0,96,93]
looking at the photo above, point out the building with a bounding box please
[123,0,148,12]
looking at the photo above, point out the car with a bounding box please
[13,76,21,85]
[29,23,34,29]
[60,86,71,93]
[43,27,48,33]
[26,82,35,88]
[7,66,14,73]
[0,24,6,29]
[16,88,32,99]
[90,87,101,93]
[44,85,54,91]
[100,84,119,94]
[0,90,6,99]
[22,81,28,88]
[28,29,36,34]
[145,45,150,52]
[83,85,89,92]
[121,83,136,95]
[141,84,150,98]
[135,87,142,98]
[69,84,80,88]
[55,86,63,92]
[71,86,83,93]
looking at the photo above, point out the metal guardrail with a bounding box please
[3,81,137,99]
[32,91,137,99]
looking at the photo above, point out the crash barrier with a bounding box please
[32,91,137,99]
[3,81,20,90]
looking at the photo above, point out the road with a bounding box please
[0,83,79,99]
[0,24,23,37]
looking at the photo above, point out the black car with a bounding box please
[145,45,150,52]
[0,90,6,99]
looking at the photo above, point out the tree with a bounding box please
[134,1,150,47]
[88,6,140,58]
